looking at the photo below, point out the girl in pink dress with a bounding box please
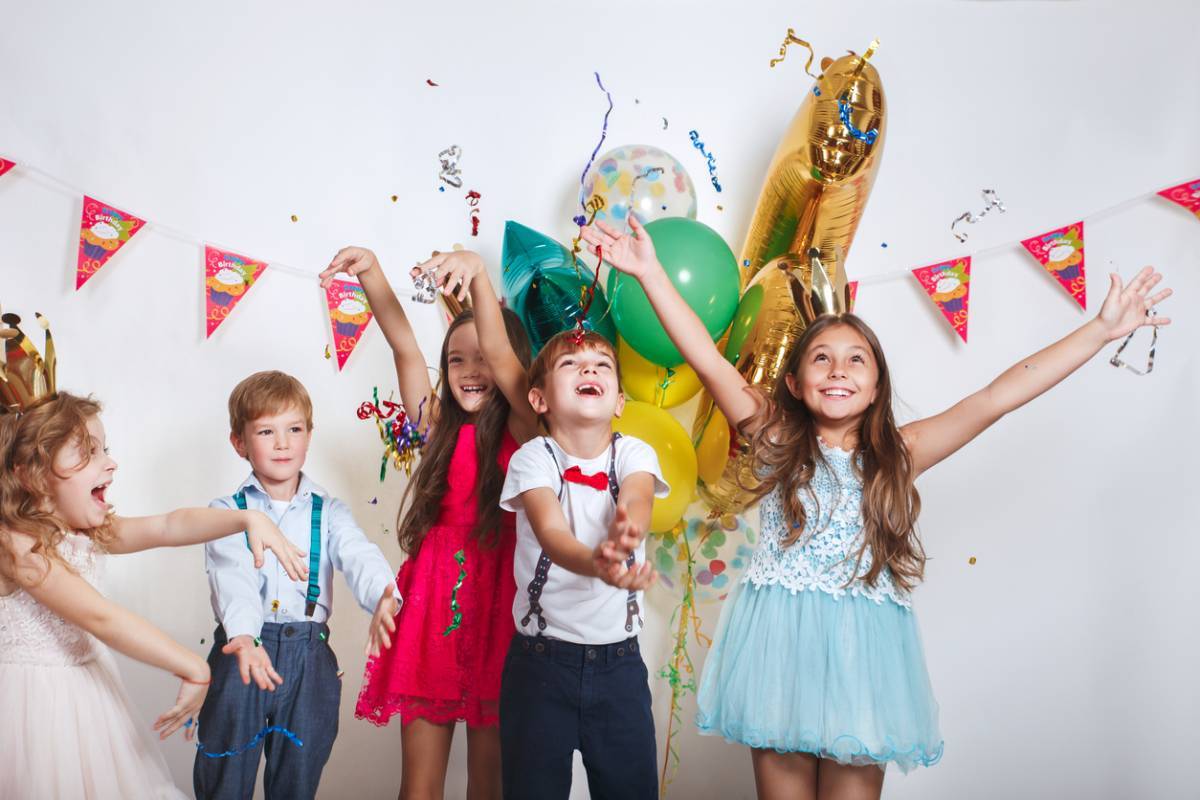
[319,247,535,800]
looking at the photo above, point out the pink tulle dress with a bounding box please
[356,423,518,728]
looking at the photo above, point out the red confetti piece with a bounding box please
[426,79,439,86]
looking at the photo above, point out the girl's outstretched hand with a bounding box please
[580,215,661,280]
[411,249,485,303]
[319,247,380,290]
[1096,266,1173,341]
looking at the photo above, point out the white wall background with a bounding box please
[2,1,1198,797]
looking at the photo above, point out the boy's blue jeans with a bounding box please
[499,633,657,799]
[192,622,340,800]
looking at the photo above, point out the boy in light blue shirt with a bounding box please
[193,370,400,800]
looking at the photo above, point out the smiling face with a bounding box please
[528,339,624,429]
[444,321,497,415]
[785,323,879,426]
[231,404,311,487]
[48,414,118,531]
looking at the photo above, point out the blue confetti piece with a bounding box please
[573,215,586,227]
[688,130,723,192]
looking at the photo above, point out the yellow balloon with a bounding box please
[613,401,697,532]
[694,404,730,486]
[617,338,702,409]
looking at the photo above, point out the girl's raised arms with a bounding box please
[901,267,1171,476]
[581,217,762,432]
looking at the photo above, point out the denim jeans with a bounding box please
[192,622,340,800]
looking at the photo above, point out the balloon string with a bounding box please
[576,72,613,217]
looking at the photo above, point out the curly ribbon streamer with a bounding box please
[838,99,879,145]
[358,389,425,480]
[466,190,481,237]
[195,725,303,759]
[768,27,817,76]
[658,525,713,796]
[442,549,467,636]
[951,189,1007,243]
[1109,310,1158,375]
[848,38,880,83]
[438,145,463,188]
[688,130,723,192]
[577,72,613,217]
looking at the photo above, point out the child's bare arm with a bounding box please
[903,267,1172,475]
[320,247,435,419]
[10,532,209,738]
[520,487,597,577]
[581,217,761,431]
[108,508,308,581]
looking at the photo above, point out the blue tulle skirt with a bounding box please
[696,580,943,772]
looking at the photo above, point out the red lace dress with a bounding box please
[356,423,518,727]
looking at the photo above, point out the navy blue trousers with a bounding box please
[499,634,657,800]
[192,622,340,800]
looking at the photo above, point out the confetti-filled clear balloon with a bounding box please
[580,144,697,228]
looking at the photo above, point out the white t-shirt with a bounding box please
[500,434,669,645]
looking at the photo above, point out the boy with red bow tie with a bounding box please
[498,329,668,799]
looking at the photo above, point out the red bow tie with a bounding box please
[562,466,609,492]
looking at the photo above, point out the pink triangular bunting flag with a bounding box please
[1157,179,1200,221]
[1020,222,1086,309]
[0,158,15,178]
[912,257,971,342]
[205,246,268,338]
[76,195,145,289]
[326,279,373,370]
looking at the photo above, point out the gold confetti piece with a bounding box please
[324,344,332,360]
[716,205,724,211]
[452,243,464,252]
[336,670,345,679]
[391,195,398,202]
[271,600,280,612]
[290,214,298,223]
[968,556,977,565]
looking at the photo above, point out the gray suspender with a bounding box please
[520,435,642,634]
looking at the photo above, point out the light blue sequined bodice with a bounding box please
[742,442,909,607]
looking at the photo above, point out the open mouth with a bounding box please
[575,382,604,397]
[91,482,110,508]
[459,384,488,397]
[820,387,854,399]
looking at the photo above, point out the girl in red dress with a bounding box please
[320,247,536,799]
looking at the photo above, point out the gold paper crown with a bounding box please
[0,310,57,415]
[800,247,851,321]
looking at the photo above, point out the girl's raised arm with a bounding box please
[581,217,761,431]
[902,267,1172,476]
[412,250,539,440]
[320,247,435,419]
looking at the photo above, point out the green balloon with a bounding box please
[722,284,764,365]
[606,218,738,368]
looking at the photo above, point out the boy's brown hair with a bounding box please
[228,371,314,435]
[528,330,622,390]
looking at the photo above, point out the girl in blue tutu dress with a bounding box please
[582,217,1173,798]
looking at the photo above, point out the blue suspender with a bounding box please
[233,489,323,618]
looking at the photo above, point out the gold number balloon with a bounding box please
[692,42,884,517]
[738,45,885,285]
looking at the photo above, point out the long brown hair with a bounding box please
[741,314,925,591]
[395,308,532,555]
[0,393,117,583]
